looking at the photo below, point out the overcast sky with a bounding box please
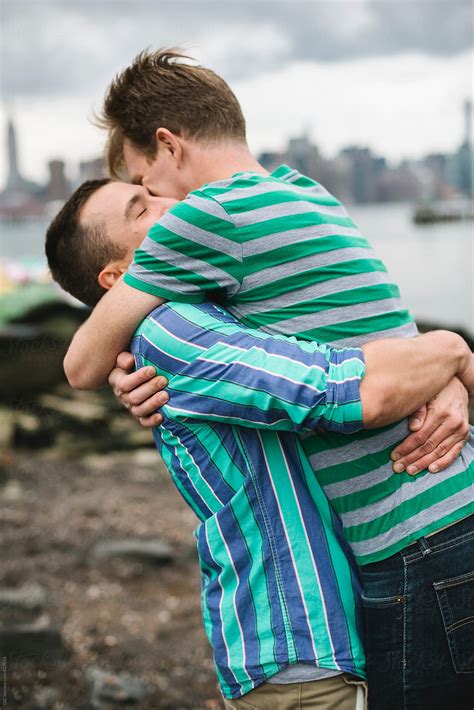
[1,0,473,187]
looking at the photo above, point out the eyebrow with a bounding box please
[124,193,141,220]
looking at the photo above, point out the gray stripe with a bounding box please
[341,452,471,530]
[266,298,405,333]
[332,322,419,347]
[236,271,391,317]
[128,262,204,295]
[242,224,363,257]
[308,421,409,471]
[241,247,377,293]
[184,194,234,222]
[323,461,397,500]
[136,237,240,293]
[218,179,337,205]
[233,200,350,227]
[160,212,241,260]
[350,486,473,558]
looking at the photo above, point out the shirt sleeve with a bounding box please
[124,192,243,303]
[134,303,365,435]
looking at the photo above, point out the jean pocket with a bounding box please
[361,593,404,609]
[433,570,474,674]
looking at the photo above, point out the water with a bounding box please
[1,204,473,335]
[349,202,473,335]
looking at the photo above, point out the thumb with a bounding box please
[408,404,427,431]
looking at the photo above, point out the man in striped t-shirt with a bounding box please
[63,51,474,708]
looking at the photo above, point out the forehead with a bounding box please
[81,182,138,223]
[123,139,149,181]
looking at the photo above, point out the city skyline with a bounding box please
[1,1,472,190]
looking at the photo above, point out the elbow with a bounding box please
[360,378,391,429]
[63,352,101,391]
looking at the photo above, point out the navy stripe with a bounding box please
[162,430,214,520]
[197,524,241,692]
[283,435,353,665]
[174,420,237,503]
[167,387,321,432]
[238,429,314,659]
[218,504,262,674]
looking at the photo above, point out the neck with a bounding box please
[188,141,269,189]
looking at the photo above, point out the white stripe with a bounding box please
[195,354,327,394]
[258,432,327,664]
[177,435,226,507]
[141,332,188,364]
[277,438,340,669]
[167,404,291,429]
[215,516,253,684]
[204,526,243,695]
[149,317,207,351]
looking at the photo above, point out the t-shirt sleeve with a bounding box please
[124,192,243,302]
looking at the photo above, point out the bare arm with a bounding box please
[360,330,473,428]
[63,276,164,390]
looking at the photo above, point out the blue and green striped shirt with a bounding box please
[131,301,366,699]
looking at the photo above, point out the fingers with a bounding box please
[116,351,136,370]
[111,366,158,396]
[130,390,169,418]
[391,409,439,461]
[392,418,469,474]
[394,433,466,475]
[408,404,427,431]
[138,413,164,428]
[425,441,466,474]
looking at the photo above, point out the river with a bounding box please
[1,202,473,335]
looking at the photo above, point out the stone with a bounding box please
[0,618,71,665]
[86,666,153,707]
[91,538,173,566]
[0,582,48,610]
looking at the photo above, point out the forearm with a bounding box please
[64,276,163,390]
[360,330,472,428]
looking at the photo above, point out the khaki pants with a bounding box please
[223,673,367,710]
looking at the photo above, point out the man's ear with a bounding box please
[155,127,183,167]
[98,262,127,291]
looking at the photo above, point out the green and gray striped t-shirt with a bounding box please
[125,164,474,565]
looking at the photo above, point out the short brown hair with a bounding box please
[100,48,247,177]
[45,179,127,307]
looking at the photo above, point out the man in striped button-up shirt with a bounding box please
[60,50,474,709]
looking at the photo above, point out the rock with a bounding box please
[0,617,71,665]
[38,394,106,423]
[86,666,153,707]
[0,582,48,610]
[31,685,61,709]
[91,538,174,566]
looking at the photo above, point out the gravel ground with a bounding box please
[1,446,224,710]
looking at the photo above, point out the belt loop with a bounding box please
[418,537,431,556]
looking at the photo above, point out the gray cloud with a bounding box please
[2,0,473,99]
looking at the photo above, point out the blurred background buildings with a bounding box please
[1,99,472,219]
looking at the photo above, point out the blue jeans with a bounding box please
[360,514,474,710]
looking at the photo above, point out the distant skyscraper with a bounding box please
[464,99,472,148]
[6,118,22,190]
